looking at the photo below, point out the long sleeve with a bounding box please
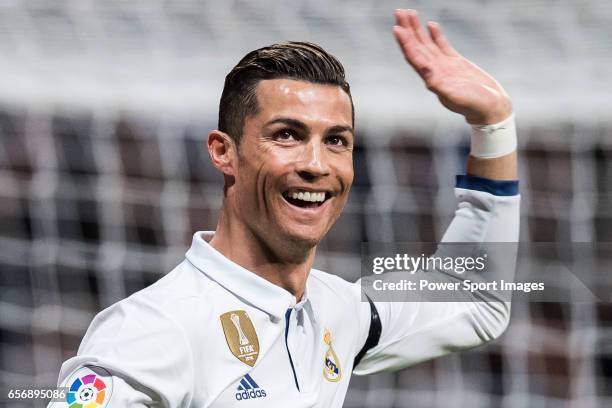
[353,175,519,375]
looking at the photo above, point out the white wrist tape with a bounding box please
[470,113,517,158]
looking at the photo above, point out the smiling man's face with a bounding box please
[229,78,354,255]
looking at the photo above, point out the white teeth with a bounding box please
[286,190,326,203]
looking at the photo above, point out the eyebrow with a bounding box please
[327,125,354,135]
[265,117,354,135]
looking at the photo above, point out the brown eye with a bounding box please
[274,129,297,141]
[327,135,347,146]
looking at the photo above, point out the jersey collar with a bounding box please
[186,231,315,323]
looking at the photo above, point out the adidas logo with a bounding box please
[235,374,267,401]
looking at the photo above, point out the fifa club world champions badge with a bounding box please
[64,366,113,407]
[220,310,260,366]
[323,329,342,382]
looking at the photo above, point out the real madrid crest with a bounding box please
[220,310,260,367]
[323,329,342,382]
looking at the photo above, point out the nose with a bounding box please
[296,139,331,180]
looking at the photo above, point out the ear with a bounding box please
[207,130,236,176]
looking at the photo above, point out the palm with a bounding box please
[393,9,511,124]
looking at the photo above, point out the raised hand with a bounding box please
[393,9,512,125]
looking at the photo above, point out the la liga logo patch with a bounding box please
[64,367,113,408]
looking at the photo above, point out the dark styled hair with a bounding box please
[218,41,353,144]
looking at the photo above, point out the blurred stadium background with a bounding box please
[0,0,611,407]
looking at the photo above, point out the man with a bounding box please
[50,9,519,407]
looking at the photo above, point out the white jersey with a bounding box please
[49,175,519,407]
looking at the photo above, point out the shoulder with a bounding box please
[79,260,220,353]
[56,263,206,406]
[130,259,214,306]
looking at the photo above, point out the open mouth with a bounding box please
[282,190,330,209]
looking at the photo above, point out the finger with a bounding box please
[406,10,435,50]
[427,21,459,56]
[395,9,433,51]
[394,9,406,28]
[393,26,424,64]
[394,9,412,29]
[393,26,431,75]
